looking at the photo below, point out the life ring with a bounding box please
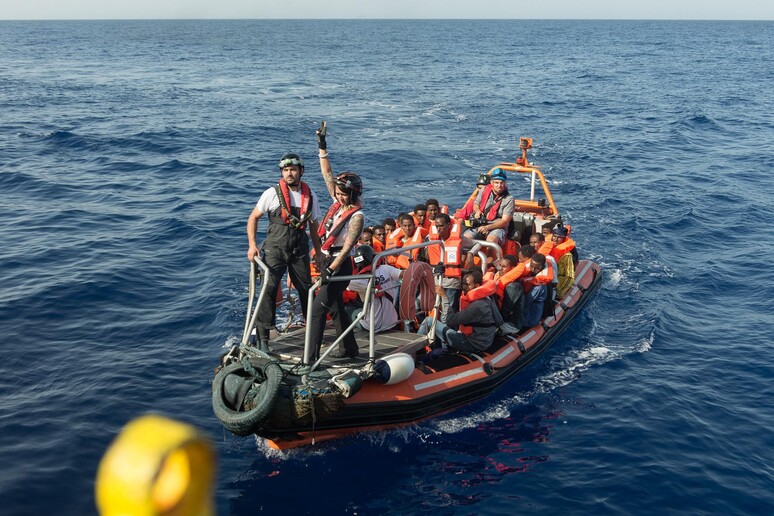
[212,357,282,436]
[399,261,435,322]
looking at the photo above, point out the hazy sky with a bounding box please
[1,0,772,21]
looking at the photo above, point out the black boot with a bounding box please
[257,328,271,353]
[329,345,360,359]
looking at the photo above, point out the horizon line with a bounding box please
[1,17,772,22]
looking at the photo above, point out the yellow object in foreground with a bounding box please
[96,414,216,516]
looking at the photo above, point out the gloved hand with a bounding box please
[432,263,445,276]
[316,120,327,150]
[320,266,334,285]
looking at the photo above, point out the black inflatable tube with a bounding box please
[212,357,283,436]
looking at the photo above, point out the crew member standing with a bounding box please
[246,152,324,351]
[308,121,366,360]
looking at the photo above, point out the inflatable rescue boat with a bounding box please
[213,137,602,449]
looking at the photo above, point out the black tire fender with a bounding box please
[212,357,282,436]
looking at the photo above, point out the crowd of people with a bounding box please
[246,122,579,361]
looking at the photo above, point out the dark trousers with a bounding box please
[308,257,358,359]
[256,244,312,341]
[501,281,525,329]
[523,284,547,328]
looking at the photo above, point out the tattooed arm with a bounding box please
[317,121,337,201]
[328,213,364,271]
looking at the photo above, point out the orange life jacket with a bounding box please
[520,262,555,293]
[372,239,385,253]
[536,240,554,256]
[384,227,405,268]
[386,226,427,269]
[454,198,476,220]
[427,216,457,239]
[318,202,362,251]
[494,262,528,302]
[409,212,427,230]
[458,280,496,335]
[426,221,463,278]
[548,237,576,262]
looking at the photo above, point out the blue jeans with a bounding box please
[425,320,477,353]
[439,287,460,323]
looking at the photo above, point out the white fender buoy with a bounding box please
[374,353,415,385]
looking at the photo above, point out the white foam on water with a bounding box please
[422,327,653,438]
[607,268,624,287]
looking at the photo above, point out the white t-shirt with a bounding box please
[348,264,401,332]
[256,184,321,222]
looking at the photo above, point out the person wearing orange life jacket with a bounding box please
[425,213,480,322]
[486,254,518,284]
[530,233,559,297]
[549,224,578,264]
[246,152,325,351]
[546,223,577,297]
[454,173,490,220]
[495,249,554,329]
[308,121,365,361]
[371,224,386,253]
[494,245,534,327]
[410,204,427,230]
[430,270,499,353]
[381,217,396,235]
[423,198,447,231]
[521,253,554,328]
[385,213,428,269]
[346,245,404,333]
[464,168,515,247]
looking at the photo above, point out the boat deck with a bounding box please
[268,324,428,369]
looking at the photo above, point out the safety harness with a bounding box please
[274,181,313,230]
[318,202,362,251]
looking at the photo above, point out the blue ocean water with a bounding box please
[1,18,773,514]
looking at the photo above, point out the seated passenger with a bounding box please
[382,217,396,235]
[550,224,578,264]
[487,254,517,282]
[385,213,428,269]
[371,224,386,252]
[431,270,498,354]
[347,245,403,333]
[358,227,374,247]
[426,213,480,322]
[549,224,577,297]
[521,253,554,328]
[410,204,427,229]
[495,250,554,329]
[529,232,554,256]
[423,198,448,231]
[541,220,557,242]
[497,245,534,328]
[463,168,515,248]
[530,233,558,297]
[454,173,490,220]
